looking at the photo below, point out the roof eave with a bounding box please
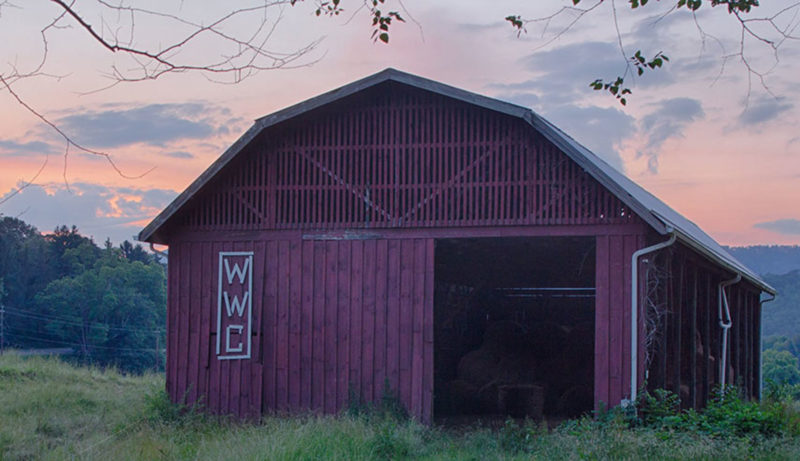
[667,225,776,295]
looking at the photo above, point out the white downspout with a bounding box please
[718,274,741,393]
[758,292,776,400]
[628,230,677,405]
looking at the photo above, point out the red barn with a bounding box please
[139,69,775,423]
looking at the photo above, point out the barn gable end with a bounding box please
[166,83,640,235]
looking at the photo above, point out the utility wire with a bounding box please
[3,307,164,334]
[5,329,162,353]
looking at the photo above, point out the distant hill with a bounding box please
[722,246,800,339]
[725,245,800,276]
[762,270,800,338]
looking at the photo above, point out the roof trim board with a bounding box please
[137,68,774,294]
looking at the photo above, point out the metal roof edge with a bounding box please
[658,216,777,295]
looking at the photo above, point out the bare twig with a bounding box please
[0,151,49,207]
[1,0,324,203]
[0,74,154,183]
[509,1,800,104]
[521,1,605,52]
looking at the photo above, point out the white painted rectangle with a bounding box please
[216,251,253,360]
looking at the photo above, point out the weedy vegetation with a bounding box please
[3,354,800,460]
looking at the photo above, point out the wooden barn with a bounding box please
[139,69,775,423]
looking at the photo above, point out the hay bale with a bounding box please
[498,384,544,420]
[497,354,537,383]
[457,348,500,387]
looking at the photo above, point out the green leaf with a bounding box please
[379,32,389,43]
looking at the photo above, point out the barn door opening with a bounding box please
[433,236,595,424]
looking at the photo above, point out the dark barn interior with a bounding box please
[433,237,596,422]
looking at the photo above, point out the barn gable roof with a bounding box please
[138,68,774,294]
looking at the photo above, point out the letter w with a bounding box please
[223,291,250,317]
[224,257,250,285]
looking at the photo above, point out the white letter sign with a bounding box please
[216,251,253,360]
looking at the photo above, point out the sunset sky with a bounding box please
[1,1,798,246]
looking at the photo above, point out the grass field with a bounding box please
[2,353,800,460]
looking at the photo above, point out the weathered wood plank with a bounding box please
[398,239,414,410]
[324,241,338,413]
[289,240,302,410]
[300,240,314,409]
[188,242,202,406]
[362,239,377,403]
[411,239,426,419]
[595,235,610,409]
[608,235,624,404]
[387,239,401,398]
[312,241,326,411]
[350,240,364,403]
[263,240,279,413]
[337,240,351,412]
[277,240,290,411]
[374,239,389,401]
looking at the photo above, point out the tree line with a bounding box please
[0,216,165,373]
[757,272,800,395]
[1,213,798,385]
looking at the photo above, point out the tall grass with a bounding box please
[2,353,800,460]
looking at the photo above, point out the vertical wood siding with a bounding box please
[594,233,645,408]
[166,237,434,423]
[173,86,638,233]
[643,246,763,407]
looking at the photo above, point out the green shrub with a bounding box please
[142,386,207,427]
[371,418,411,460]
[698,388,784,438]
[636,388,681,427]
[765,380,800,402]
[143,387,184,423]
[497,417,543,454]
[346,378,408,422]
[633,386,791,439]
